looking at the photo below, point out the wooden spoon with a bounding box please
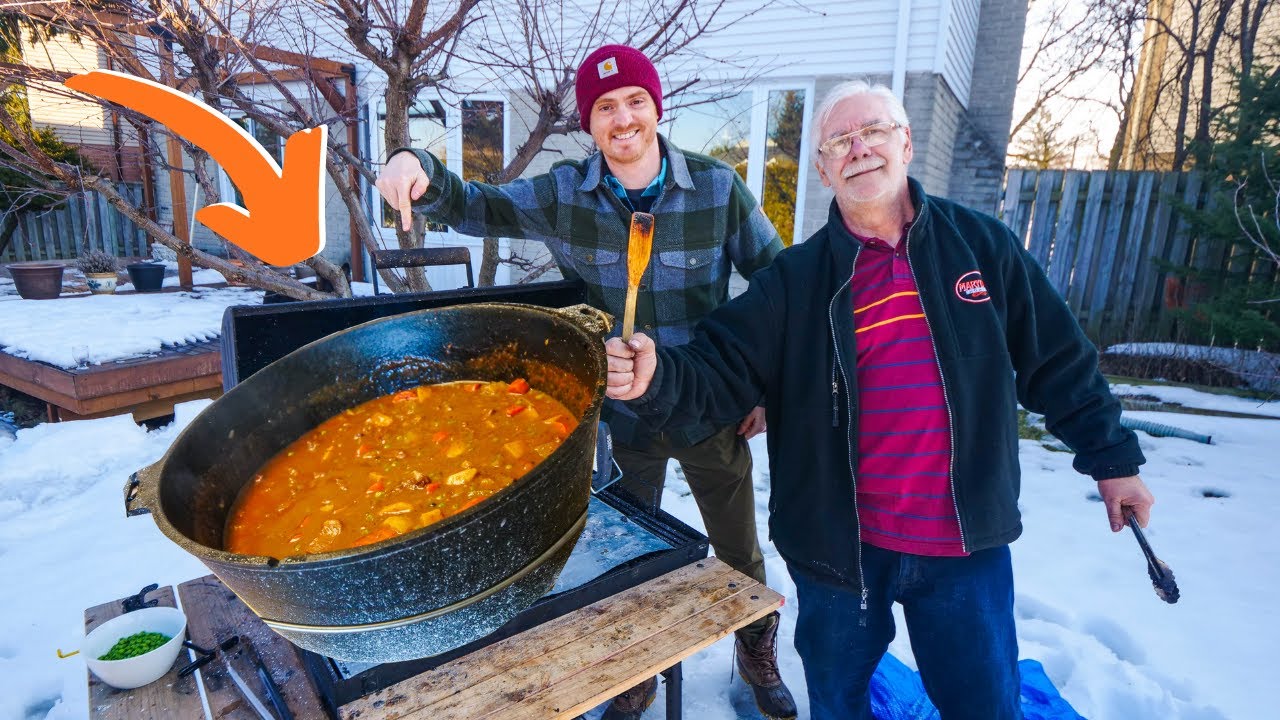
[621,211,655,341]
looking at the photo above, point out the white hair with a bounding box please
[811,80,910,162]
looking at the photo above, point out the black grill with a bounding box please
[219,281,709,713]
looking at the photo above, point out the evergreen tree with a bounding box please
[1173,66,1280,350]
[1008,109,1071,169]
[0,14,86,257]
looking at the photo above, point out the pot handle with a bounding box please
[125,460,162,518]
[555,304,614,337]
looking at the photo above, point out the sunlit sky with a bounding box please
[1010,0,1126,169]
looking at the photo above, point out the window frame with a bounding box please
[662,80,815,246]
[367,92,512,288]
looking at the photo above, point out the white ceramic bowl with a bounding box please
[83,607,187,690]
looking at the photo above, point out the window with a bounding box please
[222,117,283,206]
[664,85,812,246]
[461,99,504,183]
[664,93,752,176]
[367,94,511,287]
[761,90,805,246]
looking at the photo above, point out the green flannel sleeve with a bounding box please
[389,148,560,241]
[724,172,784,279]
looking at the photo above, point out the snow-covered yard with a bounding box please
[0,383,1275,719]
[0,285,1275,719]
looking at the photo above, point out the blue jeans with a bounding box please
[788,544,1022,720]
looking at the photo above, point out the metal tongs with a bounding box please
[1127,514,1180,604]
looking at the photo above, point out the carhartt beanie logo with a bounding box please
[576,45,663,133]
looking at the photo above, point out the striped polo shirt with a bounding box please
[850,230,966,556]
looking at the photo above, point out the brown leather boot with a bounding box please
[735,612,798,720]
[601,675,658,720]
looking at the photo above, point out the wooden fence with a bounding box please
[1001,168,1278,348]
[1,184,149,264]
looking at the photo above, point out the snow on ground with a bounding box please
[0,272,378,370]
[1111,382,1280,419]
[0,288,262,369]
[0,386,1276,719]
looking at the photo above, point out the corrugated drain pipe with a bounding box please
[1120,416,1213,444]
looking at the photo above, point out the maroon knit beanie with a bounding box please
[575,45,663,132]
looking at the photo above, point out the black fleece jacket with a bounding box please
[629,178,1146,586]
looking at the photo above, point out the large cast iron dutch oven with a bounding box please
[126,303,610,662]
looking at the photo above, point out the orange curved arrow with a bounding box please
[64,69,327,266]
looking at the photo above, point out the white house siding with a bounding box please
[134,0,1014,274]
[21,30,110,147]
[940,0,980,106]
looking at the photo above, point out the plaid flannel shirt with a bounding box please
[398,134,783,447]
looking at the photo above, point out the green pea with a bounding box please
[98,630,172,660]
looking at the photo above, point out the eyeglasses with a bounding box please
[818,121,901,158]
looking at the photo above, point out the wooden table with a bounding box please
[0,338,221,422]
[86,558,782,719]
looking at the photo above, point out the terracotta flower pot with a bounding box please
[7,262,66,300]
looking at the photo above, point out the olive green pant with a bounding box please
[612,424,767,588]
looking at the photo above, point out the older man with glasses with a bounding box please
[602,79,1156,719]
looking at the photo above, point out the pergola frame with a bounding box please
[22,4,366,283]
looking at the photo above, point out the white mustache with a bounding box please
[842,159,884,178]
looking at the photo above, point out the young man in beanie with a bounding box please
[375,44,797,720]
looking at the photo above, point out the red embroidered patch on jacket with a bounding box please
[954,271,990,303]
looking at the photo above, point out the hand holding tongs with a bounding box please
[1127,513,1180,604]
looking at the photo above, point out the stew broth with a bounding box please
[225,379,578,558]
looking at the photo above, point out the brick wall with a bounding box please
[949,0,1028,215]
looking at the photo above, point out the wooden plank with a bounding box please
[1131,172,1180,338]
[85,586,204,720]
[1086,172,1132,338]
[1047,171,1085,291]
[53,206,70,260]
[106,192,124,256]
[178,575,329,720]
[342,558,782,720]
[344,560,739,716]
[71,345,222,398]
[52,386,220,423]
[15,216,32,261]
[0,350,79,397]
[1001,168,1024,232]
[1027,169,1059,266]
[68,196,87,258]
[1111,171,1156,342]
[126,185,145,257]
[0,342,220,418]
[89,190,105,253]
[68,375,222,417]
[31,210,48,261]
[1192,188,1227,271]
[1066,170,1110,313]
[502,585,778,719]
[1157,173,1204,336]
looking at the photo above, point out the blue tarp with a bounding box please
[870,653,1086,720]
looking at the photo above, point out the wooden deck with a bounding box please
[0,338,221,422]
[86,558,781,720]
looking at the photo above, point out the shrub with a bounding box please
[75,249,119,274]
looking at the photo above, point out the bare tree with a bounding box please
[1010,0,1146,169]
[1,1,369,298]
[1120,0,1276,169]
[4,0,774,296]
[1008,108,1072,168]
[311,0,481,292]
